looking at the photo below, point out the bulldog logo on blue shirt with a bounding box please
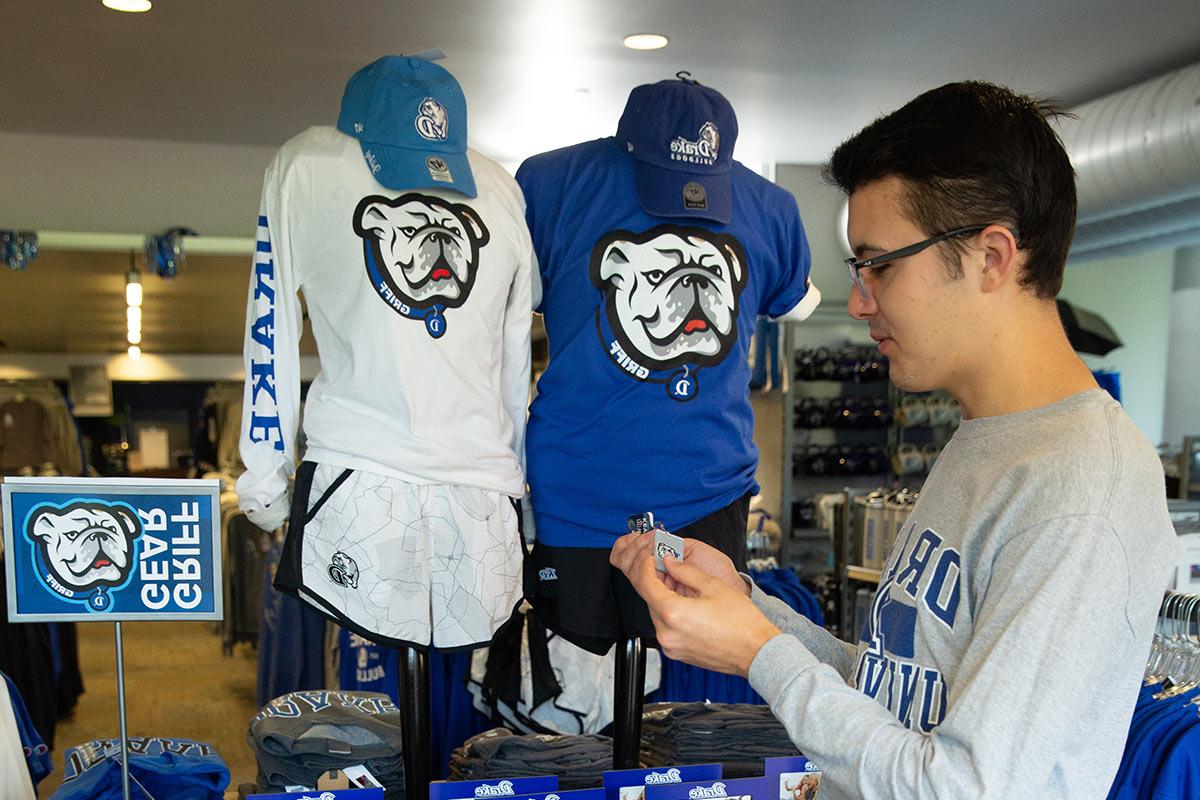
[25,500,142,612]
[354,193,490,338]
[590,225,747,401]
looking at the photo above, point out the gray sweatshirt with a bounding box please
[748,389,1175,799]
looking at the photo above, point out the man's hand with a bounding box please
[610,534,750,597]
[609,533,780,676]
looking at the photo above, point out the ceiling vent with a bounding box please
[1057,62,1200,262]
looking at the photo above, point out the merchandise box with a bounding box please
[604,765,724,800]
[430,776,559,800]
[763,756,822,800]
[645,777,770,800]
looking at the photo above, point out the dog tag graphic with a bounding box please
[667,369,698,402]
[89,588,112,612]
[425,307,447,338]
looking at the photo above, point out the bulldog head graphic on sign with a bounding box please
[26,500,141,611]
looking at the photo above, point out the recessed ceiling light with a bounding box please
[623,33,669,51]
[103,0,152,12]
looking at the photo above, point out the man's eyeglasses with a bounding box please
[845,225,989,299]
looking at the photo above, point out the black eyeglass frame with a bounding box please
[845,224,991,298]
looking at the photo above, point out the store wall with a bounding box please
[1060,248,1176,444]
[0,130,272,237]
[1162,246,1200,446]
[775,164,850,306]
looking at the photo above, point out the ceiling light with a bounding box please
[623,33,669,50]
[127,306,142,328]
[102,0,152,12]
[126,270,142,307]
[127,329,141,345]
[127,345,142,360]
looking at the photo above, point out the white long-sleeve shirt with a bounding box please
[237,126,532,531]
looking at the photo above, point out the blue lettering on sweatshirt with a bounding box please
[248,215,284,451]
[855,525,961,730]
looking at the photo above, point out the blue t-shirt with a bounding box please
[516,138,812,547]
[51,737,230,800]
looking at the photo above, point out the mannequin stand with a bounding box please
[612,636,648,769]
[399,646,432,800]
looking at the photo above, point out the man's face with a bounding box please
[845,177,977,393]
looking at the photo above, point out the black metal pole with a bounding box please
[612,636,647,769]
[398,646,432,800]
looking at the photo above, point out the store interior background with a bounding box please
[2,1,1200,795]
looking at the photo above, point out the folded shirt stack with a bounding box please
[639,702,801,778]
[248,690,405,797]
[50,737,230,800]
[449,727,612,789]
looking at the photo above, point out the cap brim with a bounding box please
[632,160,731,224]
[357,140,477,198]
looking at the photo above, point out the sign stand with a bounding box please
[115,621,132,800]
[2,476,222,799]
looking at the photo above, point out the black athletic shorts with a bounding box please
[524,494,751,655]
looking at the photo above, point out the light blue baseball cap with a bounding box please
[337,55,476,198]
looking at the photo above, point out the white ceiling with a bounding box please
[2,1,1199,356]
[4,0,1200,167]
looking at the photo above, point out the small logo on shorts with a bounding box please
[538,567,558,581]
[328,552,359,589]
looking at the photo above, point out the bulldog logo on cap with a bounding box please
[670,121,719,166]
[415,97,448,141]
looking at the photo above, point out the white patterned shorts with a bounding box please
[276,461,524,650]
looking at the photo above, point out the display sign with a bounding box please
[604,765,723,800]
[429,776,559,800]
[68,364,114,417]
[2,477,222,622]
[645,777,769,800]
[249,791,384,800]
[764,756,821,800]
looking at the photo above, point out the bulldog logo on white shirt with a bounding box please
[590,225,747,372]
[354,193,490,337]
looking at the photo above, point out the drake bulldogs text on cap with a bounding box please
[616,76,738,224]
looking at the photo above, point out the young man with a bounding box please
[610,81,1176,799]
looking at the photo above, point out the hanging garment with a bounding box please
[277,461,523,649]
[0,676,37,800]
[237,127,533,535]
[516,83,817,552]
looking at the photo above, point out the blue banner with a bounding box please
[2,478,221,622]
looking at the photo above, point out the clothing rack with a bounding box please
[0,379,84,477]
[1105,590,1200,798]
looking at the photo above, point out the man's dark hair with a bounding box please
[824,81,1076,299]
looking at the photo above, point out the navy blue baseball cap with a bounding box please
[616,78,738,224]
[337,55,476,197]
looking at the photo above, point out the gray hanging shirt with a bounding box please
[747,389,1175,799]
